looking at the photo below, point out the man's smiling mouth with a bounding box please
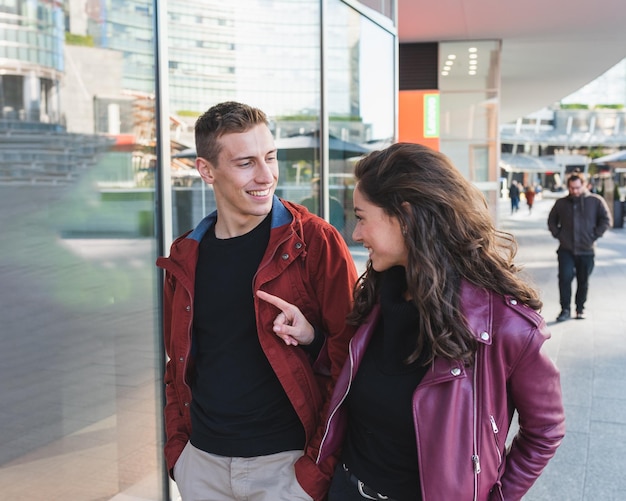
[248,189,271,197]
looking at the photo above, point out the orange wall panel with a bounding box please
[399,90,440,151]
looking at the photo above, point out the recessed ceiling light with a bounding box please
[469,54,478,59]
[469,70,476,75]
[469,47,477,53]
[448,54,457,60]
[441,71,449,76]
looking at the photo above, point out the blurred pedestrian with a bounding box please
[548,172,611,322]
[525,185,536,214]
[509,180,520,214]
[300,177,346,231]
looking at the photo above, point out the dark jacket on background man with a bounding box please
[310,280,565,501]
[157,197,357,501]
[548,192,611,255]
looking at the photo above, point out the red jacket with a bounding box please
[156,197,357,500]
[312,280,565,501]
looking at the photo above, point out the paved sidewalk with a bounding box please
[498,194,626,501]
[349,192,626,500]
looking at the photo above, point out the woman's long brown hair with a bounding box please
[348,143,542,364]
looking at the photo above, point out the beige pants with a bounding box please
[173,442,313,501]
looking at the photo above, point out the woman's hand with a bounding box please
[256,290,315,346]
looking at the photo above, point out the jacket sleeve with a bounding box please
[296,223,358,501]
[547,201,561,238]
[161,268,191,476]
[593,195,612,239]
[499,321,565,500]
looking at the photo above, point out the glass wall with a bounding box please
[438,40,501,214]
[0,1,396,500]
[324,0,395,239]
[0,0,161,500]
[165,0,323,239]
[164,1,396,498]
[165,0,396,244]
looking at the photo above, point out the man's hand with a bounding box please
[256,290,315,346]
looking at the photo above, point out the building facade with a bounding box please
[0,0,64,126]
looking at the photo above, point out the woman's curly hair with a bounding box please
[348,142,542,364]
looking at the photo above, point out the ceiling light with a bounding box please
[447,54,457,60]
[469,54,478,59]
[469,70,476,75]
[469,47,477,53]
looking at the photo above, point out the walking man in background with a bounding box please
[157,101,357,500]
[548,172,611,322]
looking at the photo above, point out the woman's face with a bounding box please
[352,184,408,271]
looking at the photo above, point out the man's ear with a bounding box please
[196,157,215,185]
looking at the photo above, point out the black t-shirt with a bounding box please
[190,214,305,457]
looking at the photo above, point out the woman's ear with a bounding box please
[400,201,412,235]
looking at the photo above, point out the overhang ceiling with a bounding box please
[397,0,626,124]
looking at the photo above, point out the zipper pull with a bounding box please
[472,454,481,474]
[489,415,499,433]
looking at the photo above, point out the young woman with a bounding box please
[259,143,565,501]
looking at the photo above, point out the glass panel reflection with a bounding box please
[439,40,500,218]
[167,0,322,238]
[165,0,395,245]
[0,0,160,498]
[326,0,396,240]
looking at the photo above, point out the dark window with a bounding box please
[399,43,438,90]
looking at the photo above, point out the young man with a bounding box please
[157,102,357,501]
[548,173,611,322]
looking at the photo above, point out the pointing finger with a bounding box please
[256,290,293,312]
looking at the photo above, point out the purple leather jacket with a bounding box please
[313,280,565,501]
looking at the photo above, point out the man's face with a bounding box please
[196,124,278,237]
[568,179,584,198]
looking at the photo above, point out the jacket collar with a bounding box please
[186,195,291,243]
[355,281,495,350]
[459,280,493,346]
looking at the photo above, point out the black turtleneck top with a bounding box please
[342,266,429,501]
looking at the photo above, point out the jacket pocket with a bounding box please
[580,230,595,250]
[488,482,505,501]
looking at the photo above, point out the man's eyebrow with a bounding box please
[231,149,277,162]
